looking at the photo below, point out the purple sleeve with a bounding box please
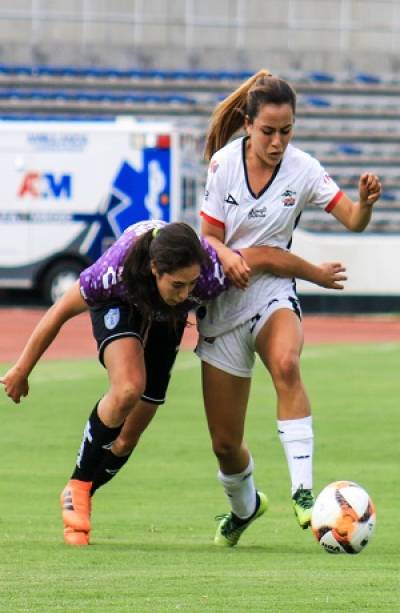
[192,238,230,301]
[79,229,137,306]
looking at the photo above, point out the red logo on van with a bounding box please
[18,172,72,198]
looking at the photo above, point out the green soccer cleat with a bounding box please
[214,491,268,547]
[292,487,314,529]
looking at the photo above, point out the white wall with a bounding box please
[292,228,400,296]
[0,0,399,72]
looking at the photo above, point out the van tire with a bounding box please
[42,260,84,305]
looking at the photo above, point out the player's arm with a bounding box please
[0,282,88,404]
[239,246,347,290]
[201,218,250,289]
[330,173,381,232]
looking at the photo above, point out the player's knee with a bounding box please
[271,351,300,385]
[112,435,137,456]
[111,381,145,415]
[211,435,239,461]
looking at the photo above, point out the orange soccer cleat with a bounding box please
[60,479,92,545]
[63,527,90,546]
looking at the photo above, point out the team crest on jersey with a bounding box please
[281,189,297,207]
[104,307,120,330]
[248,206,267,219]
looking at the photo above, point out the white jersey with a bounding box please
[199,137,342,337]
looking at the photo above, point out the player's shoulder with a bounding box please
[284,144,324,179]
[285,143,320,167]
[200,236,213,255]
[101,219,166,262]
[208,137,243,172]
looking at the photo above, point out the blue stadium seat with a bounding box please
[380,191,397,202]
[354,73,382,85]
[308,71,336,83]
[336,144,363,155]
[0,64,32,76]
[304,96,332,108]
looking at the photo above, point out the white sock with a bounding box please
[277,416,313,495]
[218,457,257,520]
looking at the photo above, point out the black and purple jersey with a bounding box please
[79,220,229,308]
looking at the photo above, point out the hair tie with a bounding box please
[152,227,160,239]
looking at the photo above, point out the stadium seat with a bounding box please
[303,96,332,108]
[336,144,363,155]
[308,71,336,83]
[354,72,382,85]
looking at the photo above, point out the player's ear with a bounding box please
[150,260,158,277]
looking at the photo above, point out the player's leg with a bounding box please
[198,327,268,547]
[90,399,159,495]
[201,360,251,475]
[61,336,146,544]
[61,303,147,545]
[255,306,314,528]
[90,316,187,495]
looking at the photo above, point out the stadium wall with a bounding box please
[292,229,400,312]
[0,0,399,74]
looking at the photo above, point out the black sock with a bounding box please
[90,449,133,496]
[71,403,123,482]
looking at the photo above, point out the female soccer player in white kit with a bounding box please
[197,69,382,546]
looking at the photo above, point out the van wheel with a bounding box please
[42,260,84,305]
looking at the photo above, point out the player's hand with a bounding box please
[317,262,347,290]
[220,249,250,289]
[359,173,381,208]
[0,367,29,404]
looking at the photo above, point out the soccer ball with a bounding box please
[311,481,376,554]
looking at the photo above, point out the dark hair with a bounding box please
[122,222,206,328]
[204,69,297,161]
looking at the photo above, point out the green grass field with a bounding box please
[0,342,399,612]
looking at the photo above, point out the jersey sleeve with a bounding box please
[79,232,133,306]
[192,238,230,301]
[200,154,226,229]
[308,160,343,212]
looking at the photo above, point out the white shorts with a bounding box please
[195,296,301,378]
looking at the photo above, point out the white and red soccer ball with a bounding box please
[311,481,376,554]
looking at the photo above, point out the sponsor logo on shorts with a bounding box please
[104,307,120,330]
[249,313,261,333]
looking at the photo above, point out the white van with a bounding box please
[0,118,203,303]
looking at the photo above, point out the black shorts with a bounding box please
[90,302,187,405]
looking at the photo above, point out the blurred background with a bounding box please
[1,0,400,72]
[0,0,399,311]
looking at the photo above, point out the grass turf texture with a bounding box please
[0,342,399,612]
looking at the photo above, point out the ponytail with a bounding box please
[204,69,272,161]
[122,230,155,326]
